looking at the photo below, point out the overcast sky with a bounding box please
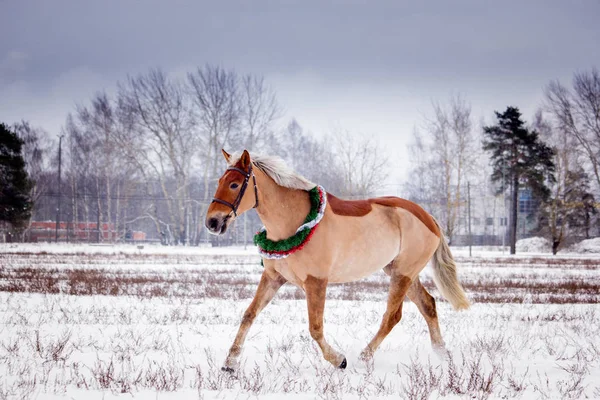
[1,0,599,187]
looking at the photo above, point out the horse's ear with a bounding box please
[240,150,251,169]
[222,149,232,163]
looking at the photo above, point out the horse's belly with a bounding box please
[328,241,398,283]
[325,212,400,283]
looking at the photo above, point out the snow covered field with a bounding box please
[1,243,599,399]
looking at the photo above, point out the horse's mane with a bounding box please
[228,152,314,191]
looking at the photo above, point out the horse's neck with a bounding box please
[255,172,311,241]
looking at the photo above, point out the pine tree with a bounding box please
[0,123,33,230]
[482,107,555,254]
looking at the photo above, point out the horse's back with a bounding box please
[326,193,440,238]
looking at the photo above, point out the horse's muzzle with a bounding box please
[206,215,229,235]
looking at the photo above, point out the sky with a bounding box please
[1,0,599,189]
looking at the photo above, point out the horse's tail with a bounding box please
[431,218,470,310]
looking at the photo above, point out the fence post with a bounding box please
[467,182,472,257]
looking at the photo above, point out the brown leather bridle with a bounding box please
[211,163,258,217]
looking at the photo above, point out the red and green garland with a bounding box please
[254,186,326,259]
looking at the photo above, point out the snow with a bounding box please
[0,242,257,256]
[1,243,600,399]
[567,237,600,254]
[4,236,600,258]
[516,237,552,253]
[2,292,599,399]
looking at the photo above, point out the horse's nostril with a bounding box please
[208,217,220,231]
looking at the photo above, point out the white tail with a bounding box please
[431,220,470,310]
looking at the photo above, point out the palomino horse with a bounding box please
[206,150,470,371]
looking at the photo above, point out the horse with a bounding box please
[205,149,470,372]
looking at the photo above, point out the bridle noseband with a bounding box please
[211,164,258,217]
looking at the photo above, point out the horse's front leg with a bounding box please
[222,268,287,372]
[304,275,347,369]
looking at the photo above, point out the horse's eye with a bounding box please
[230,183,239,190]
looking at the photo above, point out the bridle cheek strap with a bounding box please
[211,165,259,217]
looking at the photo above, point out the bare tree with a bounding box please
[279,121,388,198]
[63,114,88,240]
[187,65,241,203]
[533,110,570,253]
[65,107,114,242]
[404,127,440,207]
[534,109,597,252]
[239,74,281,151]
[118,69,196,244]
[330,128,389,198]
[54,66,285,245]
[406,95,476,240]
[277,119,343,194]
[12,121,54,237]
[75,93,123,241]
[545,68,600,191]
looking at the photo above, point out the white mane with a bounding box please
[228,152,315,191]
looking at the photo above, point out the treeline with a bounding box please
[2,65,599,253]
[1,65,388,245]
[405,68,600,254]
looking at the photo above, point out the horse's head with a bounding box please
[205,149,258,235]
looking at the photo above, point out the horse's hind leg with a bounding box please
[222,268,286,372]
[407,276,446,350]
[360,267,412,360]
[304,275,347,369]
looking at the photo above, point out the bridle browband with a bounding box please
[211,163,258,217]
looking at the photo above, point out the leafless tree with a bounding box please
[545,68,600,192]
[53,66,285,245]
[278,121,389,198]
[276,119,342,194]
[118,69,196,244]
[75,93,124,241]
[12,121,54,237]
[534,108,597,252]
[532,110,569,253]
[63,114,87,239]
[239,74,281,151]
[32,64,421,245]
[406,95,476,240]
[229,74,281,244]
[405,126,443,206]
[329,128,389,198]
[280,119,313,171]
[187,65,241,203]
[63,112,120,242]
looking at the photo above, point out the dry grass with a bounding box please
[1,251,599,304]
[457,255,600,269]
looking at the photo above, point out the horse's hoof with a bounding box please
[338,357,347,369]
[359,349,373,362]
[221,366,235,373]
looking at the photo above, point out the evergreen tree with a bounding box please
[0,123,32,230]
[482,107,555,254]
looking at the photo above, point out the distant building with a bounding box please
[447,186,539,247]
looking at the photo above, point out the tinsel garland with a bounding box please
[254,186,326,259]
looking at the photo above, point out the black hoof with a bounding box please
[338,357,347,369]
[221,366,235,373]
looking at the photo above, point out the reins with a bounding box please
[211,163,258,217]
